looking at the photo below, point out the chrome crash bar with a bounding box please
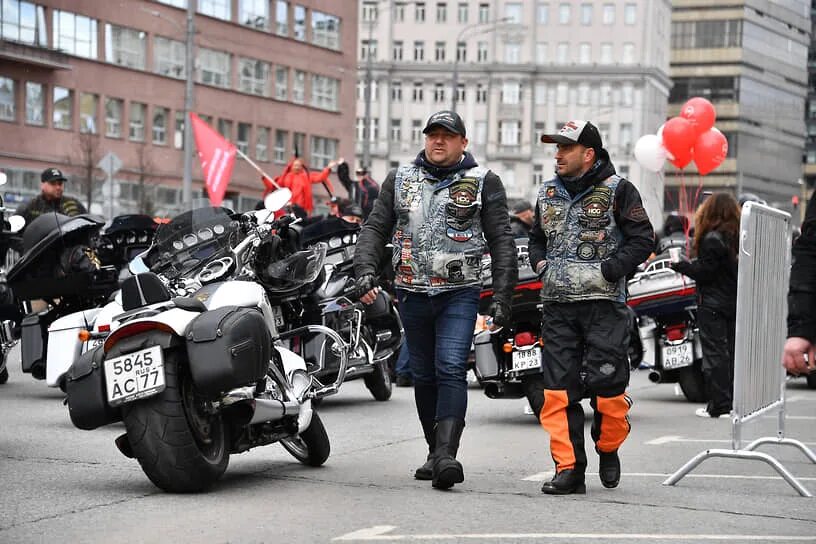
[273,324,349,399]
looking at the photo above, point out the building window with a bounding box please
[534,83,546,104]
[456,41,466,62]
[198,48,231,88]
[602,3,614,25]
[275,0,288,36]
[501,82,520,105]
[153,37,186,79]
[537,2,548,24]
[577,83,589,105]
[412,81,423,102]
[25,81,43,125]
[533,163,544,185]
[621,84,633,106]
[393,40,403,61]
[556,82,567,105]
[580,3,592,25]
[504,43,520,64]
[1,0,47,45]
[505,2,522,23]
[458,2,468,23]
[105,24,146,70]
[274,129,288,163]
[152,107,168,144]
[239,57,270,96]
[256,126,269,161]
[293,5,306,40]
[435,41,446,62]
[311,74,338,111]
[53,86,72,130]
[671,20,742,49]
[174,111,185,148]
[473,120,486,145]
[415,2,425,22]
[433,83,445,103]
[391,119,401,141]
[310,136,337,168]
[355,117,365,141]
[394,2,405,22]
[218,118,233,139]
[578,42,590,64]
[600,43,612,64]
[536,42,548,63]
[240,0,268,29]
[622,42,634,64]
[198,0,231,21]
[293,132,305,158]
[456,83,465,103]
[312,11,340,49]
[391,81,403,101]
[624,3,636,25]
[558,3,570,24]
[411,119,422,143]
[127,101,143,141]
[362,1,378,22]
[53,10,97,59]
[478,3,489,23]
[477,41,488,62]
[0,77,14,121]
[436,2,447,22]
[475,83,487,103]
[105,98,123,138]
[556,42,568,64]
[600,83,611,105]
[275,66,288,100]
[292,70,305,104]
[620,123,632,152]
[236,122,250,154]
[499,120,520,146]
[79,92,97,133]
[414,41,424,61]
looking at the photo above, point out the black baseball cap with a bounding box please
[540,120,603,150]
[339,201,363,218]
[423,110,466,137]
[41,167,67,183]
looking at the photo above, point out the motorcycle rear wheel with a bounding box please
[0,366,8,384]
[677,362,707,403]
[280,411,330,466]
[364,360,393,401]
[122,350,229,493]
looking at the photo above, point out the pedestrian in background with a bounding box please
[783,195,816,377]
[262,157,337,216]
[18,168,87,227]
[354,110,518,490]
[671,192,740,418]
[509,199,534,238]
[530,120,654,495]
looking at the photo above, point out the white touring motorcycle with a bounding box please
[63,197,350,492]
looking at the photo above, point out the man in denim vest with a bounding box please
[529,120,654,495]
[354,110,518,490]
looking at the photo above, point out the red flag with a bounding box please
[190,112,236,207]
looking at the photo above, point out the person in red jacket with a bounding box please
[262,157,338,215]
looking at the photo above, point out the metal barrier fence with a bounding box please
[664,202,816,497]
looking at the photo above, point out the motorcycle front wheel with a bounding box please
[122,349,229,493]
[281,411,330,466]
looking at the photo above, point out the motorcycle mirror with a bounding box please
[0,172,6,186]
[264,188,292,212]
[8,215,25,233]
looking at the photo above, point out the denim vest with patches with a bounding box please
[392,164,488,293]
[536,175,626,303]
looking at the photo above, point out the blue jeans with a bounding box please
[395,339,411,377]
[397,287,480,422]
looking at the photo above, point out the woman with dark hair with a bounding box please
[670,192,741,418]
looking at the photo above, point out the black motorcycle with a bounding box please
[0,187,24,385]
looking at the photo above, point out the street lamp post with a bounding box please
[362,16,374,171]
[451,17,512,112]
[182,1,195,210]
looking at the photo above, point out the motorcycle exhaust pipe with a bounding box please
[249,398,300,424]
[484,383,504,399]
[648,370,662,383]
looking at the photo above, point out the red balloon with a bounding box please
[693,128,728,176]
[662,117,696,169]
[680,97,716,136]
[669,145,694,169]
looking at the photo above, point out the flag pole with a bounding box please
[235,147,281,189]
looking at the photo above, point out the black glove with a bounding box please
[487,300,512,329]
[354,273,378,300]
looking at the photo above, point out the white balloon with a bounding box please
[633,134,668,172]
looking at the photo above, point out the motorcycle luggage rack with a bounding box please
[272,324,349,398]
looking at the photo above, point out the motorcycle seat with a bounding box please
[172,297,207,313]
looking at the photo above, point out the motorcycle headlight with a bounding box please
[328,236,342,249]
[342,234,352,245]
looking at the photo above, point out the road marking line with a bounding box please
[646,435,816,446]
[523,471,816,482]
[334,526,816,541]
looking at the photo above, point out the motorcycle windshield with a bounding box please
[145,207,239,280]
[260,243,327,292]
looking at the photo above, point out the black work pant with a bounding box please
[697,307,736,416]
[538,300,633,473]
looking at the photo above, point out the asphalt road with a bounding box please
[1,347,815,544]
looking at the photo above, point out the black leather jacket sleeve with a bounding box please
[672,231,738,315]
[788,196,816,341]
[353,170,397,279]
[528,201,547,273]
[600,179,655,282]
[481,172,518,306]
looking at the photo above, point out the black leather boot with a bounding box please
[414,419,435,480]
[597,449,620,489]
[431,418,465,490]
[540,469,586,495]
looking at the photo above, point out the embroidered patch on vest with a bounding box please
[626,205,649,223]
[577,242,597,260]
[449,177,478,205]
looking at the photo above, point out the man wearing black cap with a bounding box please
[529,120,654,495]
[509,198,534,238]
[354,110,518,490]
[17,168,86,227]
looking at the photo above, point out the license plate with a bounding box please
[662,341,693,370]
[512,347,541,371]
[271,305,285,329]
[104,345,165,406]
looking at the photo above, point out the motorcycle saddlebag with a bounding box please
[185,306,271,399]
[65,345,122,430]
[473,329,500,380]
[20,312,47,376]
